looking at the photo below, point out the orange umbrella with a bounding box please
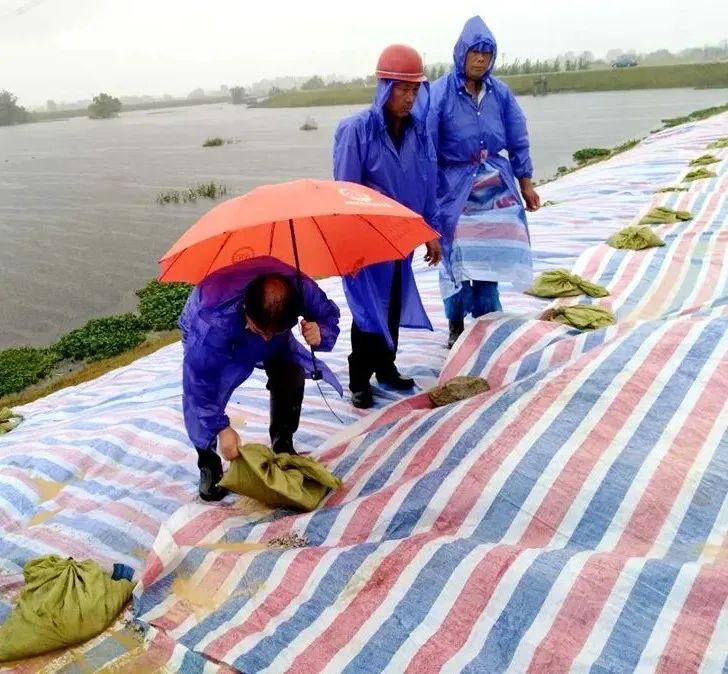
[158,179,437,284]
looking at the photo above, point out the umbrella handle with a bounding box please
[310,347,322,381]
[289,219,322,381]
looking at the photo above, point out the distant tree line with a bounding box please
[260,39,727,97]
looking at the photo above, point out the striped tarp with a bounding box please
[1,112,726,672]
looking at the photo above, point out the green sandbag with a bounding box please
[0,407,23,434]
[220,444,342,512]
[0,556,134,662]
[607,226,665,250]
[639,206,692,226]
[428,376,490,407]
[526,269,609,299]
[542,305,616,331]
[683,168,716,182]
[689,154,719,167]
[708,138,728,149]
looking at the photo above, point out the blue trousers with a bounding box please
[444,281,502,321]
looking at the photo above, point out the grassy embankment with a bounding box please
[0,281,192,408]
[253,62,728,108]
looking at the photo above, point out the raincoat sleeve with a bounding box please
[182,335,231,449]
[423,137,440,233]
[333,119,364,183]
[302,278,340,352]
[502,85,533,179]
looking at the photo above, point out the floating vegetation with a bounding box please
[655,186,688,193]
[202,137,224,147]
[157,190,182,204]
[300,116,318,131]
[157,182,228,204]
[708,137,728,149]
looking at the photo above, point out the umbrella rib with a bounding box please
[159,249,185,281]
[202,231,233,280]
[311,216,343,277]
[355,214,408,258]
[268,221,275,256]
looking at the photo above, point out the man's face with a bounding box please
[385,81,420,119]
[465,49,493,81]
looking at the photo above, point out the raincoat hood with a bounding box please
[453,16,498,87]
[371,78,430,132]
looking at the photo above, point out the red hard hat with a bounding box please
[375,44,427,83]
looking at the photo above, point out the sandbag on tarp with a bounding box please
[525,269,609,299]
[683,168,716,182]
[220,444,342,512]
[428,376,490,407]
[541,305,616,330]
[0,408,23,434]
[0,556,134,662]
[607,225,665,250]
[689,153,719,167]
[639,206,692,225]
[655,186,688,193]
[708,137,728,149]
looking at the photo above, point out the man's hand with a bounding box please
[424,239,442,266]
[218,426,241,461]
[519,177,541,212]
[300,319,322,348]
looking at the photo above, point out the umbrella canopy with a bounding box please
[158,179,437,284]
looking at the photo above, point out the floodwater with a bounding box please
[1,87,726,348]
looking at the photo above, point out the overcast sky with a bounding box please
[2,0,727,106]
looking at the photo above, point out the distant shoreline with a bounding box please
[29,95,233,123]
[10,63,726,123]
[252,62,728,108]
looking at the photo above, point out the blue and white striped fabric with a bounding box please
[1,112,726,672]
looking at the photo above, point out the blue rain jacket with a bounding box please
[333,80,438,348]
[428,16,533,242]
[179,257,341,449]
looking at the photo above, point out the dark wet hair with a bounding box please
[243,273,301,334]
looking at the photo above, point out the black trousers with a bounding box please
[196,358,305,460]
[348,260,402,392]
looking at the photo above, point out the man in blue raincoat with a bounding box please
[333,44,441,409]
[429,16,540,348]
[179,257,341,501]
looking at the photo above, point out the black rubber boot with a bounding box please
[376,370,414,390]
[448,319,465,349]
[196,449,228,502]
[348,350,375,409]
[351,387,374,409]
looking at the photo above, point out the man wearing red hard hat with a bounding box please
[333,44,441,409]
